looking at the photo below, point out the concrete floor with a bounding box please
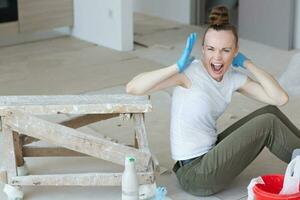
[0,13,300,200]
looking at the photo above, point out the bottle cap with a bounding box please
[126,156,136,163]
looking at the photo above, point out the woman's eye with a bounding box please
[223,49,230,53]
[208,48,214,51]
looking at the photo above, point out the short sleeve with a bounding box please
[182,60,199,87]
[231,70,248,91]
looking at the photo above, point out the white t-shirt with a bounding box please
[170,60,248,160]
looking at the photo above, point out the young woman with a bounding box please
[126,6,300,196]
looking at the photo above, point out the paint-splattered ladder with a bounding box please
[0,94,158,199]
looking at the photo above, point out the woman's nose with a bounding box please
[213,50,222,60]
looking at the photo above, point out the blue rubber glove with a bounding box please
[232,52,249,69]
[177,32,197,73]
[153,187,167,200]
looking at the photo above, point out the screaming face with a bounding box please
[202,29,238,82]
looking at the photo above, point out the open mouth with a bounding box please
[210,63,224,74]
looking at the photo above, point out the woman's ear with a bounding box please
[235,45,239,56]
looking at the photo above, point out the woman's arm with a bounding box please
[126,64,182,95]
[126,32,197,95]
[238,60,289,106]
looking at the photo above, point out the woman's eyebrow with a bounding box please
[206,45,232,50]
[222,47,232,50]
[206,45,215,48]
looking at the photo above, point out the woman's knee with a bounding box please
[251,113,278,128]
[259,105,280,115]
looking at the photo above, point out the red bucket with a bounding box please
[253,174,300,200]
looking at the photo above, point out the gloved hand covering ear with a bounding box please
[177,32,197,73]
[232,52,249,68]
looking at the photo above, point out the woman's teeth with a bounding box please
[211,63,223,72]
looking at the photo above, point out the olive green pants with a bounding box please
[174,105,300,196]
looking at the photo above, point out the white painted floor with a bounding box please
[0,13,299,200]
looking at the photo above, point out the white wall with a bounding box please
[133,0,191,24]
[239,0,294,50]
[72,0,133,51]
[294,0,300,49]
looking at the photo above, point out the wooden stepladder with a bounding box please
[0,94,158,199]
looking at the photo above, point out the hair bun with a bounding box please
[208,5,230,26]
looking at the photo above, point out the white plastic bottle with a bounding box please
[122,156,139,200]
